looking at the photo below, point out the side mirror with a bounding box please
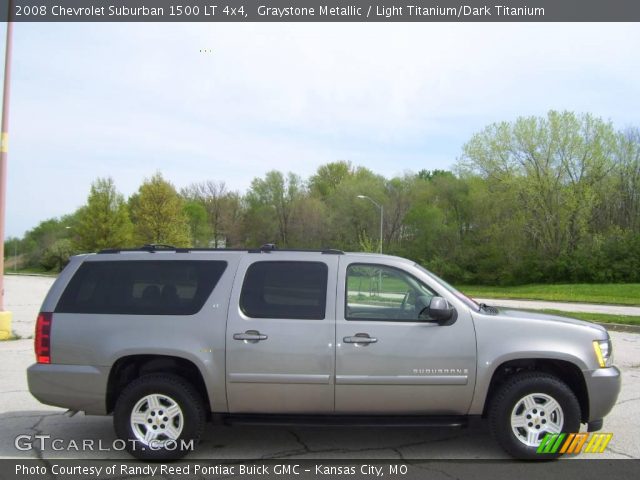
[427,296,455,323]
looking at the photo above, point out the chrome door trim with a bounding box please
[336,375,468,385]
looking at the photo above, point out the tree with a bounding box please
[18,214,80,271]
[245,171,303,247]
[181,181,242,247]
[461,111,617,259]
[183,201,210,247]
[309,161,354,198]
[41,238,74,272]
[130,173,191,246]
[75,177,133,252]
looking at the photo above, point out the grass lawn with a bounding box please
[537,309,640,326]
[459,283,640,306]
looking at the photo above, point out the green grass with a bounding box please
[537,309,640,326]
[459,284,640,306]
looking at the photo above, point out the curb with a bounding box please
[4,272,57,278]
[598,322,640,334]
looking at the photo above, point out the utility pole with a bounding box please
[0,3,14,339]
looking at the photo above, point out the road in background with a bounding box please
[476,298,640,317]
[4,275,54,338]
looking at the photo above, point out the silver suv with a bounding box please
[27,245,620,460]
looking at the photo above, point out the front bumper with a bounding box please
[584,366,621,422]
[27,363,109,415]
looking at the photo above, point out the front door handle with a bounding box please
[343,333,378,345]
[233,330,268,343]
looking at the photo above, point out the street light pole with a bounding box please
[356,195,383,254]
[0,5,13,312]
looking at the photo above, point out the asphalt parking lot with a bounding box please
[1,275,639,460]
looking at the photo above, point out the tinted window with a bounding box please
[240,261,328,320]
[56,260,227,315]
[346,263,436,322]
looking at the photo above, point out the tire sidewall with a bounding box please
[114,374,204,460]
[490,373,581,460]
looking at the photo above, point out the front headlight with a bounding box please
[593,339,613,368]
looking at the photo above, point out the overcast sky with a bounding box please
[2,22,639,237]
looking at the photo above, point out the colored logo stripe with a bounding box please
[537,433,612,454]
[585,433,613,453]
[536,433,565,454]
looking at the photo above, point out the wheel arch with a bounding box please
[482,358,589,423]
[106,354,211,417]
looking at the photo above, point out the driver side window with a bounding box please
[345,264,436,322]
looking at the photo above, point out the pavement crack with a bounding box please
[259,430,310,458]
[615,396,640,405]
[606,446,635,459]
[27,414,57,479]
[260,430,467,460]
[288,430,312,453]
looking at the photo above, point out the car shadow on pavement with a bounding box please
[0,411,505,460]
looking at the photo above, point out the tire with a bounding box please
[113,373,206,460]
[489,372,581,460]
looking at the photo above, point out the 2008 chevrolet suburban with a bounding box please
[27,244,621,459]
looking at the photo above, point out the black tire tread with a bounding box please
[113,373,206,460]
[488,371,581,460]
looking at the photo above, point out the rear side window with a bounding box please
[240,261,328,320]
[56,260,227,315]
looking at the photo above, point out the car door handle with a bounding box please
[233,330,268,342]
[343,334,378,344]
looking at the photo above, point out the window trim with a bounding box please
[344,262,437,323]
[239,260,329,320]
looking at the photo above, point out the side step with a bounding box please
[217,414,468,428]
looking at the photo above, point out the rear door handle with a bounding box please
[233,330,268,342]
[343,333,378,345]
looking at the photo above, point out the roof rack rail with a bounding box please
[98,244,189,254]
[97,245,345,255]
[247,244,344,255]
[140,244,178,252]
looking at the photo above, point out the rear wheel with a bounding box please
[489,372,581,459]
[114,374,205,460]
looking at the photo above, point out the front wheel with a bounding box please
[113,374,205,460]
[489,372,581,459]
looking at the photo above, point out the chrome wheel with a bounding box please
[130,393,184,447]
[510,392,564,447]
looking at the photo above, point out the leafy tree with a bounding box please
[461,111,617,259]
[18,214,79,271]
[129,173,191,246]
[245,171,303,247]
[41,238,74,272]
[75,177,133,252]
[309,161,354,198]
[183,201,210,247]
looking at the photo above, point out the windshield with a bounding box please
[414,263,480,311]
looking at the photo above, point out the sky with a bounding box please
[2,22,640,237]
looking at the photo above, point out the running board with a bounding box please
[218,414,468,428]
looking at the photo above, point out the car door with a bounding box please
[226,253,338,413]
[335,258,477,414]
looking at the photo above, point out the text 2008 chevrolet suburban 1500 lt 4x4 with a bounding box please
[27,244,620,459]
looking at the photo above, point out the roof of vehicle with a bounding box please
[81,244,412,264]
